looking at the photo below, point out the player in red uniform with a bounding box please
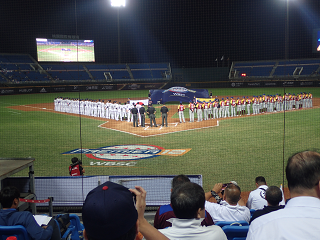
[178,102,186,123]
[188,100,195,122]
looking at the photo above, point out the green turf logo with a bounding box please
[63,144,191,162]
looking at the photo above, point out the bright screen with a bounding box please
[312,28,320,53]
[36,38,95,62]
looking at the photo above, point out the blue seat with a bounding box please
[55,214,83,240]
[233,238,246,240]
[222,225,249,240]
[215,221,249,227]
[69,214,84,240]
[0,225,30,240]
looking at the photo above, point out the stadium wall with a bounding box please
[1,80,319,95]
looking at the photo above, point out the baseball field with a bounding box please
[37,44,95,62]
[1,87,319,194]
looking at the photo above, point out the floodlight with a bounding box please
[111,0,125,7]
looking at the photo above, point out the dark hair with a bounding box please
[224,183,241,205]
[172,174,190,189]
[286,151,320,191]
[265,186,282,206]
[255,176,266,185]
[171,182,205,219]
[71,157,79,164]
[86,223,137,240]
[0,186,20,208]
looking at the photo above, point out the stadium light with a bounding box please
[111,0,125,7]
[111,0,126,63]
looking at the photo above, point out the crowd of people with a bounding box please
[1,150,320,239]
[187,92,313,122]
[54,97,135,121]
[54,92,313,128]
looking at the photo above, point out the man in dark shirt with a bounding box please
[147,104,157,127]
[249,186,284,224]
[131,104,138,127]
[154,175,214,229]
[139,104,146,127]
[160,103,169,127]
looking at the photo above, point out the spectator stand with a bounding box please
[229,58,320,81]
[0,54,49,83]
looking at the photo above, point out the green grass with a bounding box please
[0,88,319,192]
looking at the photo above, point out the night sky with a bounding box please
[1,0,320,67]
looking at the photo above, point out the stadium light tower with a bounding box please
[111,0,126,63]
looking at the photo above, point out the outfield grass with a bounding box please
[0,87,319,192]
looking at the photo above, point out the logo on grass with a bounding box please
[62,144,191,162]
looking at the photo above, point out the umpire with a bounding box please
[147,104,157,127]
[140,103,146,127]
[160,103,169,127]
[131,104,138,127]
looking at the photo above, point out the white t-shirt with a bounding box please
[246,185,268,210]
[247,196,320,240]
[159,218,227,240]
[205,200,250,223]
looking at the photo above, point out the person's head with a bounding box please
[255,176,267,187]
[171,182,205,219]
[171,174,190,190]
[286,151,320,197]
[71,157,79,164]
[265,186,282,206]
[0,186,20,208]
[82,181,138,240]
[223,183,241,205]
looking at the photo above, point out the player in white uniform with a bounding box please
[96,100,101,117]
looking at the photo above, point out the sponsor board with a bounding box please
[300,81,313,86]
[19,88,33,93]
[62,144,191,166]
[0,89,15,95]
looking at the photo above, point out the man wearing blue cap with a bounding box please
[82,181,168,240]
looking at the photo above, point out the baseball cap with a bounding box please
[82,181,138,240]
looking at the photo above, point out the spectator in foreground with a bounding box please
[157,182,227,240]
[247,151,320,239]
[0,186,61,240]
[249,186,285,224]
[82,181,168,240]
[246,176,268,210]
[205,183,251,223]
[154,174,214,229]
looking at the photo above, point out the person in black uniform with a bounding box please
[147,104,157,127]
[140,103,146,127]
[160,103,169,127]
[131,104,138,127]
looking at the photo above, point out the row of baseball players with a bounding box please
[54,98,142,122]
[181,92,313,122]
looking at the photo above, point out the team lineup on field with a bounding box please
[53,92,313,127]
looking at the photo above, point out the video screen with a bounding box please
[312,28,320,53]
[36,38,95,62]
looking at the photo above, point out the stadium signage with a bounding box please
[62,144,191,162]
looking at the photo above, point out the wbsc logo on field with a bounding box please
[62,144,191,162]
